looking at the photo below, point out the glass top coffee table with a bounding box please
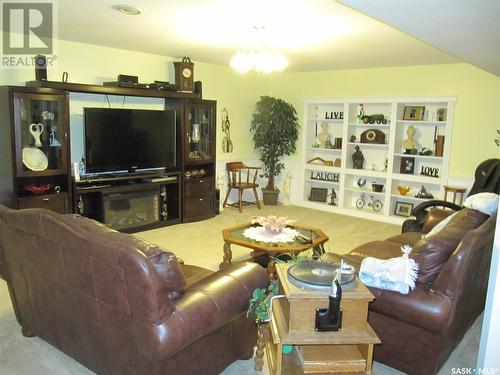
[219,222,329,277]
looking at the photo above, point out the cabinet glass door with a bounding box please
[185,103,214,163]
[14,93,67,176]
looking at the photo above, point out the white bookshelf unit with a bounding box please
[298,97,455,224]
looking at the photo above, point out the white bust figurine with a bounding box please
[318,123,332,148]
[402,125,420,151]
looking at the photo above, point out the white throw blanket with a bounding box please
[359,245,418,294]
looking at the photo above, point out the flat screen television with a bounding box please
[84,108,176,174]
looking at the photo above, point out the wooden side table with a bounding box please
[257,263,380,374]
[443,186,467,206]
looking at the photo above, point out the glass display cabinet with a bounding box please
[185,101,215,164]
[13,92,68,176]
[183,100,216,222]
[0,88,71,213]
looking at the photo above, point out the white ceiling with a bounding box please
[55,0,498,75]
[340,0,500,77]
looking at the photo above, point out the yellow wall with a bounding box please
[1,36,498,177]
[267,64,500,177]
[0,37,270,160]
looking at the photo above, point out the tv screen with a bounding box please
[84,108,176,174]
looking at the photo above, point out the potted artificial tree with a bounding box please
[250,96,299,205]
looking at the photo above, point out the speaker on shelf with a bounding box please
[194,81,202,98]
[34,55,47,81]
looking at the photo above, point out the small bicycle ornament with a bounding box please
[356,193,383,212]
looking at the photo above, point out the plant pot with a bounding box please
[262,188,279,205]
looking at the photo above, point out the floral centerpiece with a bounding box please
[251,215,296,234]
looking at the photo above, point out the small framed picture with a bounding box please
[394,201,413,217]
[400,157,415,174]
[403,106,425,121]
[436,108,447,121]
[309,187,328,202]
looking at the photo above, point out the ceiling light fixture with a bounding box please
[113,5,142,16]
[230,26,288,74]
[230,49,288,74]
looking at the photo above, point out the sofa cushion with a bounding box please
[421,208,456,234]
[410,208,489,286]
[349,240,403,262]
[385,232,422,247]
[422,211,458,239]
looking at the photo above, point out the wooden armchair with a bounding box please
[222,162,261,213]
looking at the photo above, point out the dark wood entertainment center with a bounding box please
[0,81,216,232]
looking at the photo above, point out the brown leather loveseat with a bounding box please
[0,205,268,375]
[324,207,497,375]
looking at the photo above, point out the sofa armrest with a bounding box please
[369,285,452,334]
[402,201,461,234]
[133,262,269,362]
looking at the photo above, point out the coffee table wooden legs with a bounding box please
[254,323,265,371]
[267,259,277,280]
[219,241,233,269]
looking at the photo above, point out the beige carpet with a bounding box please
[0,204,482,374]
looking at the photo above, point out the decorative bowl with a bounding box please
[25,183,52,194]
[251,215,296,234]
[372,183,384,192]
[397,186,411,196]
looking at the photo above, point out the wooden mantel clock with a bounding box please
[174,57,194,92]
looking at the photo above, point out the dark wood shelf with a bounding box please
[76,171,181,185]
[26,80,201,99]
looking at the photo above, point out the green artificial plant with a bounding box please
[247,280,278,323]
[250,96,299,191]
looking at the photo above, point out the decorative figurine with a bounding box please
[30,123,43,147]
[49,125,61,147]
[415,185,433,199]
[283,172,292,206]
[402,125,421,153]
[328,189,337,206]
[217,172,225,212]
[356,104,364,124]
[357,178,367,190]
[318,122,332,148]
[221,108,233,153]
[350,134,356,143]
[352,145,365,169]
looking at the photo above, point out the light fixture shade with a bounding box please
[230,49,288,73]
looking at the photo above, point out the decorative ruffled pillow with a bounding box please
[464,192,499,215]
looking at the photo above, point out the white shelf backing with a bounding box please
[299,97,454,224]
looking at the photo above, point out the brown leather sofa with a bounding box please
[323,207,497,375]
[0,204,269,375]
